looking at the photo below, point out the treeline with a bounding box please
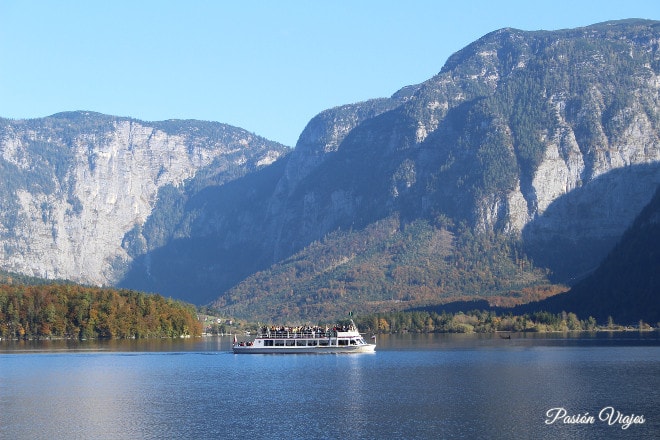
[0,283,202,340]
[353,310,618,334]
[0,268,76,286]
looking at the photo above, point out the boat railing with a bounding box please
[257,330,334,339]
[256,324,359,339]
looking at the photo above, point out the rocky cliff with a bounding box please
[0,112,287,286]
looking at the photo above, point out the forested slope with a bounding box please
[0,283,202,339]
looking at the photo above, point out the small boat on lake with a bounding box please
[232,320,376,354]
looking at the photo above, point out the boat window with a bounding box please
[285,340,295,346]
[274,340,285,346]
[307,340,317,346]
[338,339,348,346]
[296,340,306,346]
[319,340,329,346]
[264,340,274,346]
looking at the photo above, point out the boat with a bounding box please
[232,320,376,354]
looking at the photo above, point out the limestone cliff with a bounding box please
[0,112,287,285]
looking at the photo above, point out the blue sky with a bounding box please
[1,1,658,146]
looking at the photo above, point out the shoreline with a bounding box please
[2,327,656,343]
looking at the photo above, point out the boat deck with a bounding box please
[256,326,356,339]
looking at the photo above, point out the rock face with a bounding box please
[266,89,419,260]
[0,112,287,286]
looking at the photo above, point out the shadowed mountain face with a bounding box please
[522,163,660,282]
[2,21,660,320]
[517,185,660,325]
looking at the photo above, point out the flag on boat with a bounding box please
[233,334,237,345]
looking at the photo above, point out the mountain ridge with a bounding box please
[1,19,659,321]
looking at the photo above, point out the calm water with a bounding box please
[1,332,659,439]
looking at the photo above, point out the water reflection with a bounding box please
[0,334,238,353]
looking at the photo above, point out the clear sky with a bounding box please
[1,1,658,147]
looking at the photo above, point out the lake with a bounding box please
[1,332,659,439]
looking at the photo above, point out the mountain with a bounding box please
[207,19,660,320]
[520,185,660,325]
[2,20,660,321]
[0,112,288,291]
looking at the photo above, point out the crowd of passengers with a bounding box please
[259,324,356,337]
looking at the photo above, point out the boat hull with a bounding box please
[232,344,376,354]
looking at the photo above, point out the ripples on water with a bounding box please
[1,332,659,439]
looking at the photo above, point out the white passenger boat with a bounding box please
[232,320,376,354]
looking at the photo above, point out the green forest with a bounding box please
[350,309,655,334]
[0,283,202,340]
[352,310,607,334]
